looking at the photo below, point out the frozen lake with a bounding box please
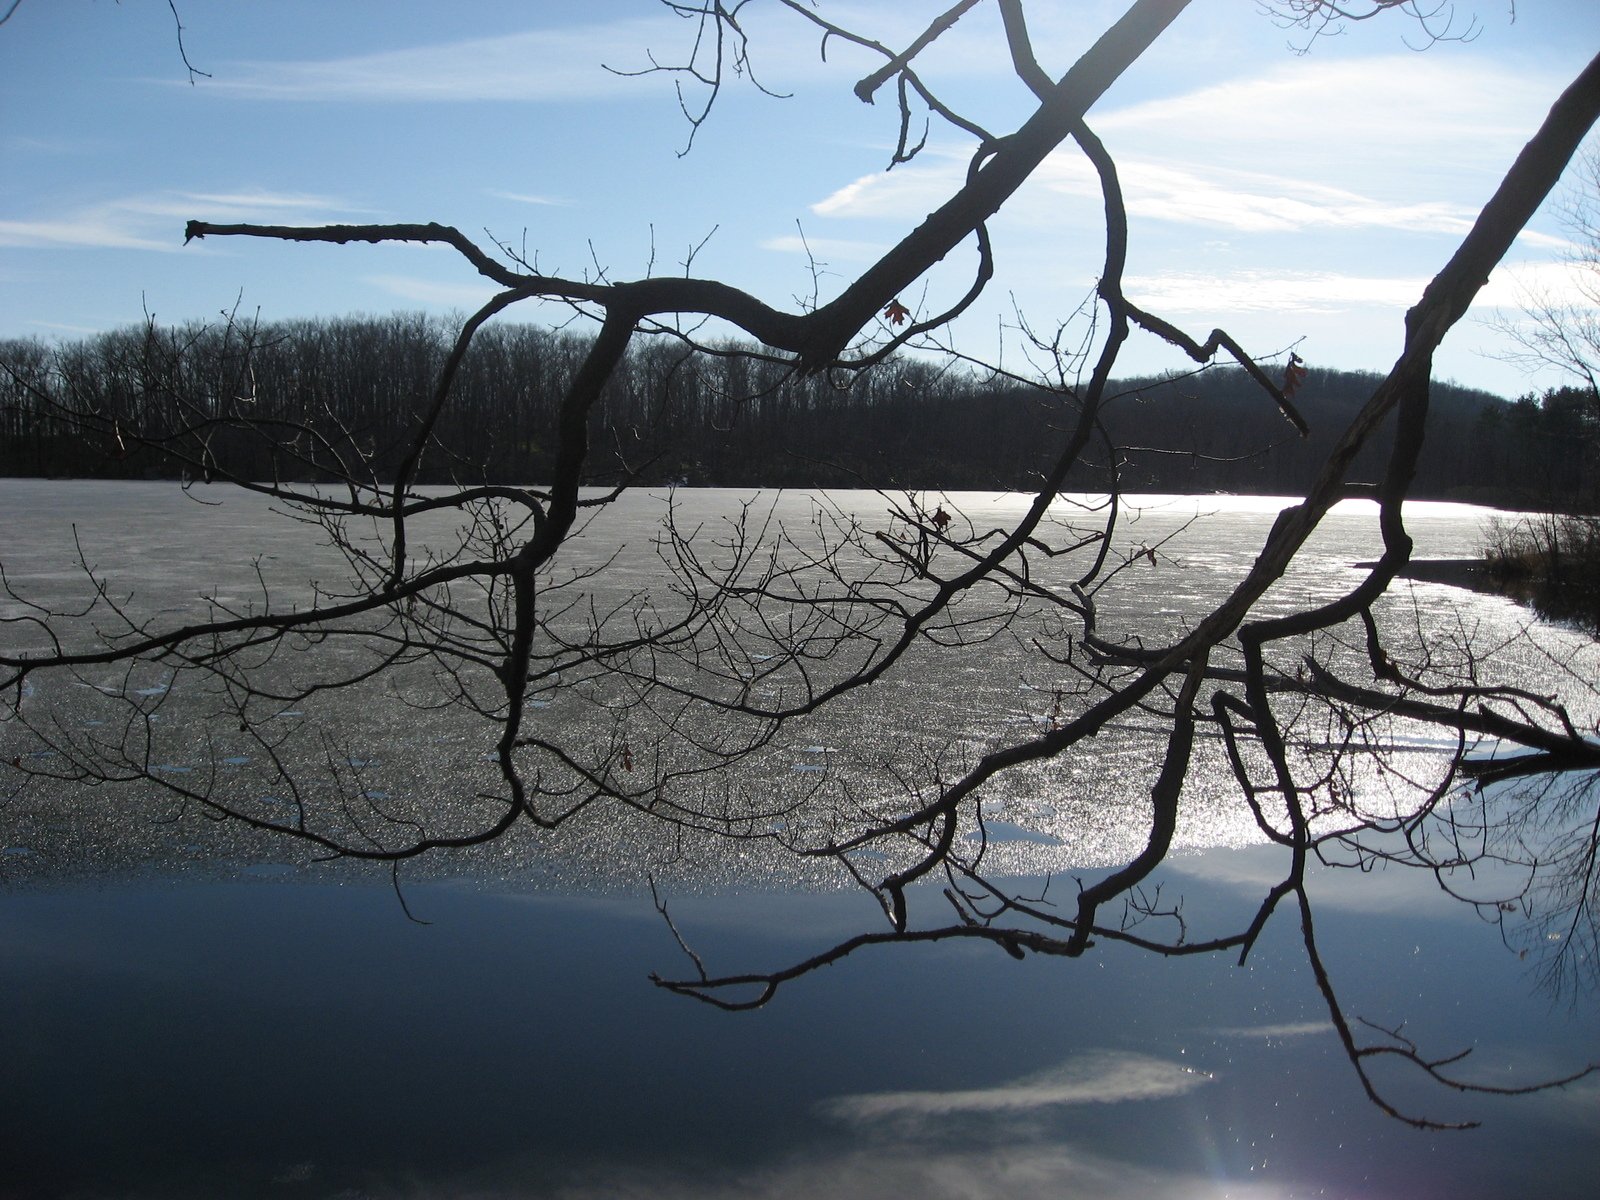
[1,480,1597,1197]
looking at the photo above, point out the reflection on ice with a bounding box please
[1539,1078,1600,1130]
[543,1142,1293,1200]
[1210,1020,1331,1041]
[821,1052,1210,1123]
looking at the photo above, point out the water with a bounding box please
[2,863,1596,1198]
[1,481,1597,1197]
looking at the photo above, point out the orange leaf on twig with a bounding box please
[1282,352,1308,399]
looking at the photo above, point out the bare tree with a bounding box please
[1497,149,1600,405]
[1486,149,1600,614]
[3,0,1599,1131]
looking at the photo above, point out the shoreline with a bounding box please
[1376,556,1599,635]
[1381,557,1497,592]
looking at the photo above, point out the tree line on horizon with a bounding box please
[1,312,1594,509]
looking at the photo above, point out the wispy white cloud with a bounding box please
[815,147,1479,238]
[811,53,1556,240]
[1094,55,1550,172]
[0,190,356,252]
[26,319,106,335]
[1125,269,1427,316]
[0,215,177,252]
[202,19,678,103]
[1125,164,1475,236]
[1518,230,1575,253]
[489,190,575,208]
[182,189,357,214]
[811,157,962,221]
[761,233,885,262]
[1118,256,1595,324]
[364,273,500,308]
[1479,260,1600,310]
[810,128,994,220]
[821,1052,1210,1125]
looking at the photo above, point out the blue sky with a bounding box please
[2,1,1596,398]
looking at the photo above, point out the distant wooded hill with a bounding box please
[2,313,1593,508]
